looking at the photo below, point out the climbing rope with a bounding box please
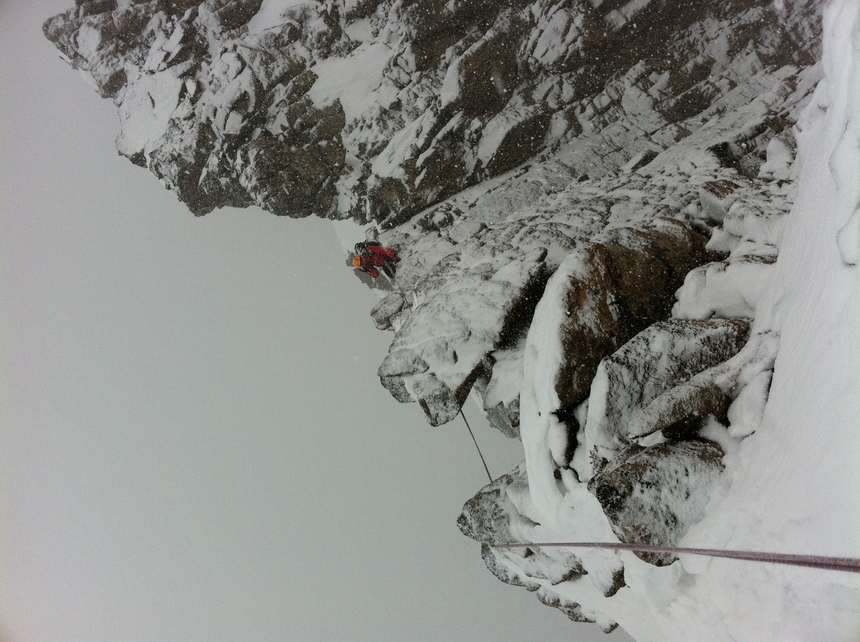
[492,541,860,573]
[460,409,493,484]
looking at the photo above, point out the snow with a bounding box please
[506,1,860,638]
[758,136,794,181]
[676,0,860,634]
[483,347,523,411]
[308,41,399,123]
[519,251,589,515]
[672,258,773,320]
[670,2,860,637]
[246,0,310,35]
[116,69,184,157]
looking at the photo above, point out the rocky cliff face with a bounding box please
[44,0,816,221]
[45,0,829,637]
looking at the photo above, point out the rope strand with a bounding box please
[492,541,860,573]
[460,409,493,484]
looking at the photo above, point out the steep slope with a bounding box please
[43,1,860,639]
[458,2,860,638]
[44,0,816,221]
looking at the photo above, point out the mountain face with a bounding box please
[43,0,817,221]
[44,1,860,639]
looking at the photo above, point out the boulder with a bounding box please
[626,330,779,439]
[370,293,408,331]
[553,219,713,411]
[378,248,549,426]
[587,439,725,565]
[457,468,519,545]
[585,318,751,456]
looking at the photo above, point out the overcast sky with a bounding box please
[0,2,633,640]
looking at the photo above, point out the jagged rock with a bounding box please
[479,544,540,591]
[44,0,819,221]
[552,219,713,412]
[536,588,598,626]
[458,468,520,545]
[439,10,526,117]
[585,318,751,457]
[587,440,725,565]
[483,396,521,439]
[626,330,779,439]
[460,467,592,605]
[378,248,549,426]
[476,103,553,177]
[236,109,346,217]
[369,292,407,331]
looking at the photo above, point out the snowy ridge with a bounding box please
[43,0,860,638]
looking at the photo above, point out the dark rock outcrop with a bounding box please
[552,219,714,412]
[588,439,725,565]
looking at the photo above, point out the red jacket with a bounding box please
[357,245,397,278]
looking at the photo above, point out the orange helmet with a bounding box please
[352,256,362,267]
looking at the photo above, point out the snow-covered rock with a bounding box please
[548,220,712,417]
[673,255,775,320]
[45,0,860,638]
[584,318,750,459]
[587,439,725,565]
[44,0,819,221]
[378,247,548,426]
[625,329,779,440]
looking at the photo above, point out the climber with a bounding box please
[351,240,399,279]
